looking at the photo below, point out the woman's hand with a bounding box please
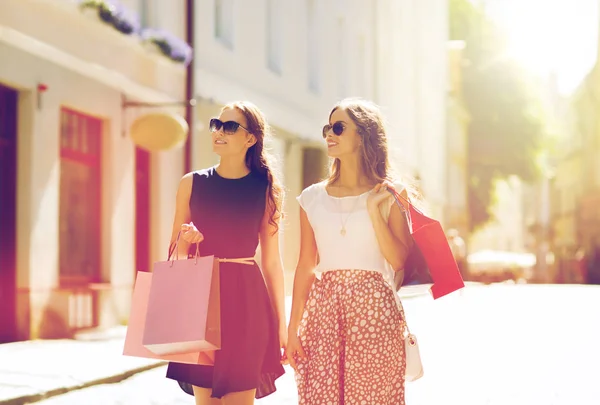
[366,181,395,212]
[285,330,307,370]
[180,222,204,244]
[279,326,289,365]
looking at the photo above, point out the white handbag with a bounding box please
[398,300,424,382]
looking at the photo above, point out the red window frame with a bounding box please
[58,107,103,286]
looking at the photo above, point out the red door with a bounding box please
[0,84,18,342]
[135,147,150,272]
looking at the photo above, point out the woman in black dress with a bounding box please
[165,101,286,404]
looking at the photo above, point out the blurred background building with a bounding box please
[550,19,600,284]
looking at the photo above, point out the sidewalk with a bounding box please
[0,288,438,405]
[0,330,161,405]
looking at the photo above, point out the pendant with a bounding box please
[340,228,346,236]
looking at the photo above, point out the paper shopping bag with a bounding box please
[123,271,215,365]
[390,190,465,299]
[142,255,221,356]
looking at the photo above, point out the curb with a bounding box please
[0,361,167,405]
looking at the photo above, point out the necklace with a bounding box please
[335,185,362,236]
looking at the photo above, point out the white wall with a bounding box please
[191,0,448,181]
[193,0,378,142]
[0,0,188,337]
[371,0,449,219]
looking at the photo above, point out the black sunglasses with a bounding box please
[322,121,345,138]
[209,118,251,134]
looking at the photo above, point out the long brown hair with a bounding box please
[326,98,421,203]
[223,101,284,233]
[327,98,392,185]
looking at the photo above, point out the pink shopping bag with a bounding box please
[142,254,221,356]
[123,271,215,364]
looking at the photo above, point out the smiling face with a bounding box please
[323,107,362,159]
[325,98,393,185]
[210,107,256,156]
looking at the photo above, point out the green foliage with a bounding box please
[450,0,546,230]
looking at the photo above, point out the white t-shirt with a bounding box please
[297,181,402,293]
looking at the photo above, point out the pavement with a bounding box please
[2,283,599,405]
[0,286,434,405]
[0,335,162,405]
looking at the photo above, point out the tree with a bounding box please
[450,0,546,230]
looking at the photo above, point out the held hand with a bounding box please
[366,181,394,211]
[180,222,204,244]
[279,326,289,365]
[285,331,307,371]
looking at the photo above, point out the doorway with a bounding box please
[0,84,18,342]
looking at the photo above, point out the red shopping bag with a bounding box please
[142,254,221,355]
[123,271,215,365]
[390,189,465,299]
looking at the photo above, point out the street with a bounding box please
[28,366,297,405]
[29,284,600,405]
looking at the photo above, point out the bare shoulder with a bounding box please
[179,172,194,188]
[179,167,213,189]
[176,172,198,201]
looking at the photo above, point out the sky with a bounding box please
[481,0,599,94]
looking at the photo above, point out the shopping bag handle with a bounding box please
[387,187,426,217]
[167,230,201,263]
[387,187,417,231]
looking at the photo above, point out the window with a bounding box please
[336,18,349,98]
[215,0,234,49]
[306,0,320,92]
[138,0,155,28]
[59,108,102,285]
[266,0,282,74]
[356,35,367,96]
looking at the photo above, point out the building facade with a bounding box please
[0,0,188,341]
[0,0,449,341]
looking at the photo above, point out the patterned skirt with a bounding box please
[295,270,406,405]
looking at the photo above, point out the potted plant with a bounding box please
[78,0,140,35]
[141,28,193,66]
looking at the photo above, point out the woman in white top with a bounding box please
[286,98,414,404]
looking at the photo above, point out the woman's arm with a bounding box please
[258,199,287,337]
[168,173,194,260]
[368,186,413,276]
[287,208,318,335]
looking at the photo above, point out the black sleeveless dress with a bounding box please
[165,167,285,399]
